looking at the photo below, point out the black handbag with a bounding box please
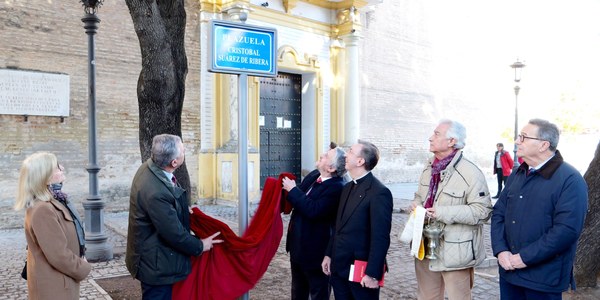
[21,245,28,280]
[21,260,27,280]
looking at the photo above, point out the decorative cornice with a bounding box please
[301,0,369,10]
[283,0,299,13]
[200,0,252,13]
[278,45,321,69]
[200,0,221,13]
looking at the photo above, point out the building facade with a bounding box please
[0,0,436,208]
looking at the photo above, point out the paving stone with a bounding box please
[0,184,503,299]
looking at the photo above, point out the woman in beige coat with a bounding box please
[14,152,91,300]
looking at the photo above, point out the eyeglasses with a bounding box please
[517,134,546,143]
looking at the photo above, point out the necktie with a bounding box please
[316,177,323,183]
[171,174,178,186]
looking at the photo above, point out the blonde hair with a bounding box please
[14,152,57,210]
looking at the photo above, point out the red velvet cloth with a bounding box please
[172,173,295,300]
[279,172,295,214]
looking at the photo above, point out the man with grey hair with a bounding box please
[126,134,222,300]
[282,142,347,300]
[492,119,587,299]
[410,119,492,299]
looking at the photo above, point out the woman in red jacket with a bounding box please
[493,143,514,199]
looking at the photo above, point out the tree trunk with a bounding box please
[574,141,600,287]
[125,0,191,201]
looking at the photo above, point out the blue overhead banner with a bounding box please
[208,20,277,77]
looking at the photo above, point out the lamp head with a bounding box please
[510,60,526,83]
[81,0,104,14]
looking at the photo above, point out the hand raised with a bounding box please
[202,231,224,252]
[282,177,297,192]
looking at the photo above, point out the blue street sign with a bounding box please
[208,20,277,77]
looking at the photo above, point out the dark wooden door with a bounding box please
[259,72,302,188]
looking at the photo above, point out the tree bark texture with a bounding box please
[125,0,191,200]
[574,141,600,287]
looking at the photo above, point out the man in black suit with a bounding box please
[322,140,393,300]
[282,143,347,300]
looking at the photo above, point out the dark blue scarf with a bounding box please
[50,183,86,257]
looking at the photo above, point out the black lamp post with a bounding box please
[80,0,113,261]
[510,60,525,170]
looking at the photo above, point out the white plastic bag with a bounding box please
[398,206,427,259]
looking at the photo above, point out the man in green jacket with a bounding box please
[126,134,222,300]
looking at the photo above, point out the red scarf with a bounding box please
[424,150,458,208]
[172,173,294,300]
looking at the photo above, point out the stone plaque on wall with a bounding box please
[0,69,70,117]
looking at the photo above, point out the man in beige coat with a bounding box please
[410,120,492,300]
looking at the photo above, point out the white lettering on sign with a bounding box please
[0,69,70,117]
[228,47,260,56]
[222,34,267,46]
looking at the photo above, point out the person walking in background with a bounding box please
[410,119,492,300]
[282,142,347,300]
[491,119,588,299]
[492,143,514,199]
[322,140,393,300]
[14,152,91,300]
[126,134,222,300]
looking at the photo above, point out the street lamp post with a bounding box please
[510,60,525,170]
[80,0,113,261]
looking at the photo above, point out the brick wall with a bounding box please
[0,0,479,215]
[360,1,434,182]
[0,0,202,213]
[359,1,501,183]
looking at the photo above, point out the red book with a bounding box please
[348,260,385,287]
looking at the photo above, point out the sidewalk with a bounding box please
[1,182,503,299]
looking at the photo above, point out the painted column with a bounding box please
[342,33,361,145]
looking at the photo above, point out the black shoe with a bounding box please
[492,195,499,199]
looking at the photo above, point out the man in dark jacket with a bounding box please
[492,119,588,299]
[126,134,223,300]
[322,140,393,300]
[282,144,346,300]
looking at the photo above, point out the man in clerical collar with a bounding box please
[322,140,393,299]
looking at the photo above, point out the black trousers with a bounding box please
[291,261,331,300]
[500,277,561,300]
[496,168,508,196]
[330,271,379,300]
[141,281,172,300]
